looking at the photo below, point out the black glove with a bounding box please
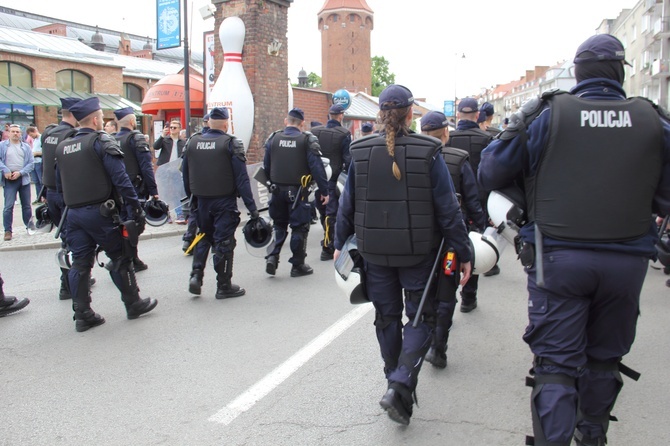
[134,208,147,234]
[250,209,260,220]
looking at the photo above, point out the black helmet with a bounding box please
[144,199,169,226]
[28,203,54,235]
[243,216,273,248]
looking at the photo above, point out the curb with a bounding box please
[0,228,186,252]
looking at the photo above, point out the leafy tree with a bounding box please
[372,56,396,97]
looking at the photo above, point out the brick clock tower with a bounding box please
[318,0,374,94]
[211,0,293,163]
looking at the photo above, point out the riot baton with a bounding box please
[54,206,68,239]
[412,238,445,328]
[534,223,545,288]
[658,215,669,238]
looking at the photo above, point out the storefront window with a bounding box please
[0,62,35,127]
[56,70,91,93]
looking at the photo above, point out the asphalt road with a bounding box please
[1,229,669,445]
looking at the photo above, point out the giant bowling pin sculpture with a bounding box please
[207,16,254,150]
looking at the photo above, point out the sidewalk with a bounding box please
[0,201,187,252]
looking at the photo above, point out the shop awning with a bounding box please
[141,73,204,115]
[0,85,143,113]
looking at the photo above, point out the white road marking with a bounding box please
[208,304,373,425]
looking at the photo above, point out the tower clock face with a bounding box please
[159,7,179,34]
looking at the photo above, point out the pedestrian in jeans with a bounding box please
[0,124,34,241]
[27,126,43,203]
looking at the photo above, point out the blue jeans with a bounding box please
[31,162,43,198]
[3,178,32,233]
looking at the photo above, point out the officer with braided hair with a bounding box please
[335,85,472,425]
[479,34,670,446]
[263,108,329,277]
[182,107,258,299]
[113,107,159,272]
[56,97,157,332]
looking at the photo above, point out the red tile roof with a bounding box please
[318,0,374,14]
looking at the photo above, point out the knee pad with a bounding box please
[213,237,236,258]
[404,289,436,326]
[374,311,401,330]
[526,357,578,446]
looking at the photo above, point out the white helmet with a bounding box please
[333,235,369,304]
[336,171,348,195]
[468,231,500,275]
[487,187,527,245]
[321,157,333,181]
[55,248,74,270]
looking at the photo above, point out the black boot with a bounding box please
[74,309,105,332]
[58,268,72,300]
[379,382,414,425]
[215,282,245,299]
[133,257,148,272]
[111,261,157,320]
[70,275,103,331]
[126,297,158,319]
[189,269,203,295]
[290,263,313,277]
[0,276,30,317]
[215,251,245,299]
[460,291,478,313]
[266,255,279,276]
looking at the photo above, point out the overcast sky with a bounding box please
[3,0,638,106]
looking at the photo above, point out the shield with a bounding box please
[155,159,187,218]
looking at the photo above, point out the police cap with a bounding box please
[574,34,631,66]
[458,98,478,113]
[60,97,81,111]
[329,104,345,114]
[361,122,373,133]
[69,97,101,121]
[379,84,415,110]
[420,111,449,131]
[113,107,134,120]
[288,108,305,121]
[209,107,229,120]
[480,102,494,117]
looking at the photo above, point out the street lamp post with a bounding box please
[454,52,465,116]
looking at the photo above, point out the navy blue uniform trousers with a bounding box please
[268,189,311,266]
[525,248,647,443]
[365,250,437,391]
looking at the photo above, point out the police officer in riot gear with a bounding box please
[478,34,670,446]
[182,113,209,254]
[479,102,501,138]
[420,111,486,369]
[263,108,329,277]
[41,97,80,301]
[450,97,497,310]
[55,97,157,332]
[335,85,472,425]
[182,107,258,299]
[114,107,159,272]
[310,104,352,261]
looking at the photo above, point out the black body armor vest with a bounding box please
[56,132,112,207]
[529,93,663,242]
[441,146,469,195]
[41,124,77,189]
[310,125,349,177]
[187,133,236,197]
[116,131,141,180]
[448,128,492,175]
[270,132,310,186]
[351,134,441,267]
